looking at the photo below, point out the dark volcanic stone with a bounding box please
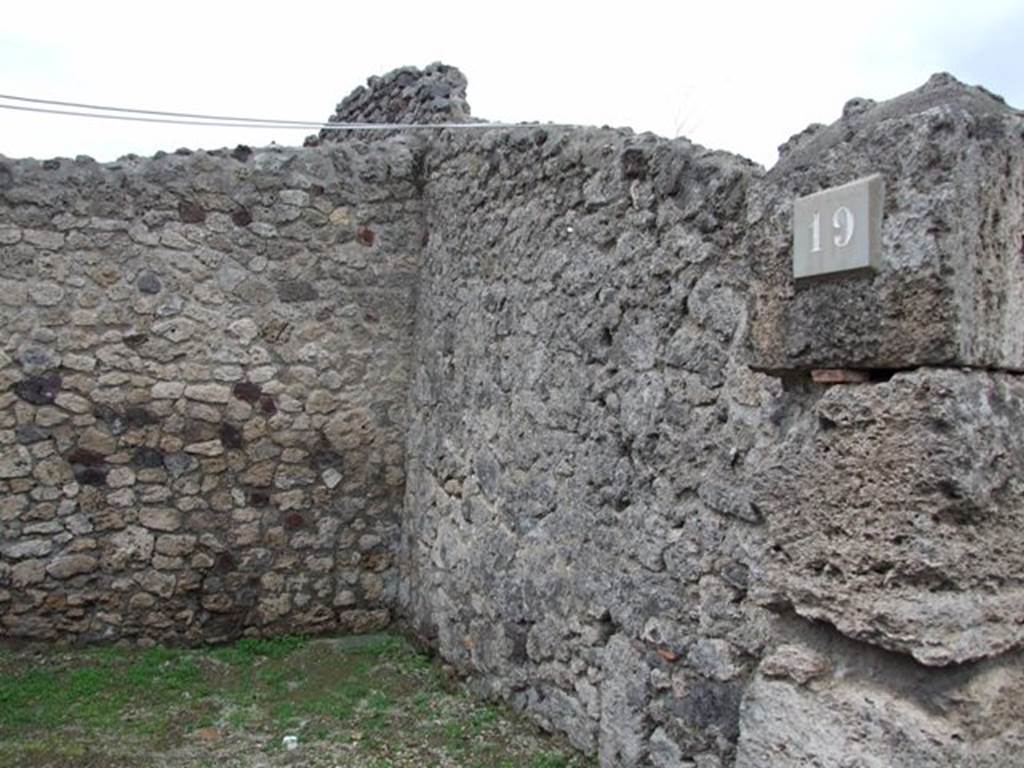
[67,448,106,466]
[164,452,198,478]
[16,425,50,444]
[178,199,206,223]
[124,406,159,428]
[219,423,243,449]
[672,681,744,745]
[232,381,262,403]
[721,562,750,591]
[259,395,277,415]
[231,207,252,226]
[276,279,319,303]
[248,490,271,507]
[93,404,126,435]
[311,63,471,146]
[74,466,108,486]
[14,373,61,405]
[311,450,343,470]
[183,420,215,444]
[136,271,162,294]
[132,447,164,468]
[621,147,649,180]
[356,226,375,247]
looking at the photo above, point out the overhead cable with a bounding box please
[0,92,331,126]
[0,93,549,131]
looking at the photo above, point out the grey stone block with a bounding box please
[736,625,1024,768]
[753,368,1024,665]
[745,73,1024,372]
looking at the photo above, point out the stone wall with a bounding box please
[306,61,472,147]
[731,76,1024,768]
[0,137,424,643]
[746,73,1024,372]
[400,126,773,767]
[3,63,1024,767]
[399,72,1024,767]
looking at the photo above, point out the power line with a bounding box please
[0,102,316,129]
[0,93,557,131]
[0,102,512,130]
[0,92,330,126]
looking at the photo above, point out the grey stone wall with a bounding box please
[0,137,424,643]
[400,126,774,767]
[399,72,1024,767]
[307,61,472,146]
[729,77,1024,768]
[3,62,1024,767]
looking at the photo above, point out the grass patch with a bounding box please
[0,634,594,768]
[0,645,209,735]
[208,635,307,666]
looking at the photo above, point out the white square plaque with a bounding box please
[792,174,884,279]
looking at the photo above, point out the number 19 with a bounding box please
[809,206,855,253]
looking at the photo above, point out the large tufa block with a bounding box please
[753,368,1024,666]
[744,73,1024,372]
[736,624,1024,768]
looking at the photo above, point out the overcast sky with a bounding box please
[2,1,1021,168]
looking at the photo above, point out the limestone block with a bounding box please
[46,555,98,579]
[184,440,224,457]
[0,538,52,559]
[599,635,650,767]
[745,74,1024,371]
[128,592,158,610]
[183,383,231,404]
[137,508,182,532]
[106,467,136,488]
[151,381,184,399]
[23,229,65,250]
[61,354,96,373]
[152,318,196,343]
[0,445,33,478]
[76,427,116,455]
[32,456,73,485]
[11,559,46,586]
[35,407,68,427]
[54,392,92,414]
[0,494,28,521]
[136,570,176,598]
[29,281,65,306]
[155,534,197,557]
[102,526,155,568]
[304,389,335,414]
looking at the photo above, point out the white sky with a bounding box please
[2,1,1021,168]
